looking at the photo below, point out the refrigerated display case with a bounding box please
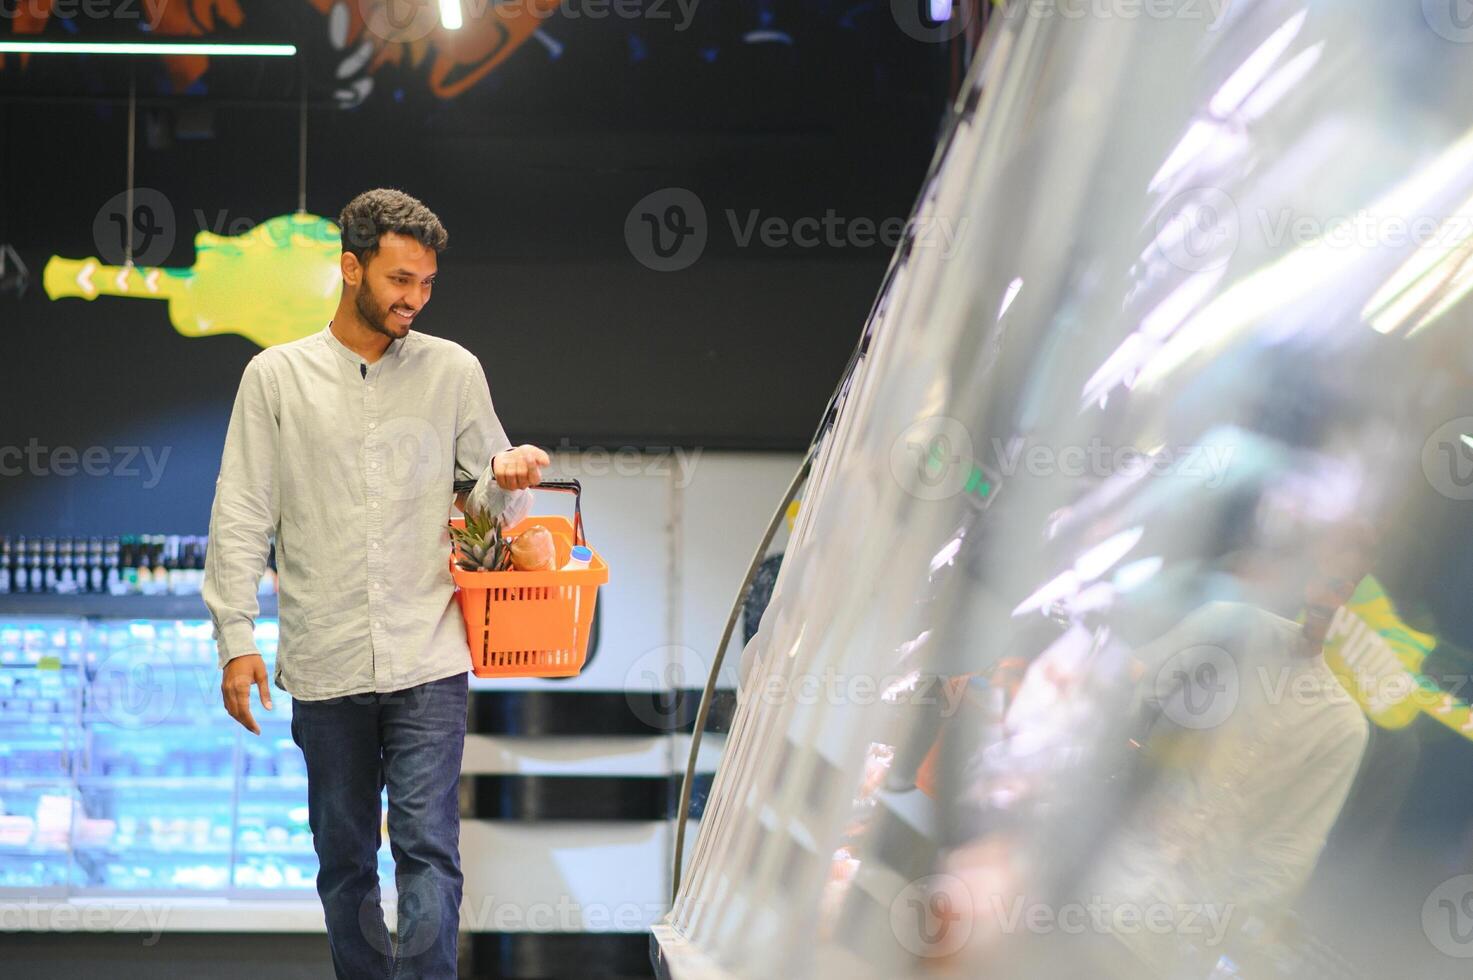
[0,600,393,900]
[657,3,1473,979]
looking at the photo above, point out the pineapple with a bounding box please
[449,505,512,573]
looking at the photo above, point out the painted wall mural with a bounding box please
[0,1,564,107]
[0,0,828,111]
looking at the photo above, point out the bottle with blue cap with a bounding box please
[562,546,592,571]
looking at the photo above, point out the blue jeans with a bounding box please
[290,671,469,980]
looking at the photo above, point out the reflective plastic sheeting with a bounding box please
[661,3,1473,979]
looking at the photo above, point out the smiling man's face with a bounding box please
[352,231,439,340]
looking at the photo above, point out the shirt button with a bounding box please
[373,621,382,630]
[371,541,380,549]
[368,421,377,429]
[370,500,379,509]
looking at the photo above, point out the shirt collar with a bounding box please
[322,321,405,366]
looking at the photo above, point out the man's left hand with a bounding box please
[493,444,550,490]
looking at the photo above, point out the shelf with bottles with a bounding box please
[0,593,279,619]
[1,534,225,597]
[0,532,282,616]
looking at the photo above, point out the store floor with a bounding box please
[2,933,330,978]
[4,931,659,978]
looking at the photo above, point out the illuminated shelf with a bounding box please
[73,844,232,856]
[0,594,277,620]
[240,776,310,792]
[0,843,71,856]
[235,844,315,856]
[75,777,235,790]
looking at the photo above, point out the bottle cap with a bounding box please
[570,546,592,561]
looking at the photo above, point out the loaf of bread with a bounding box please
[509,526,557,571]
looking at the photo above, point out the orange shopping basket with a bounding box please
[448,479,608,678]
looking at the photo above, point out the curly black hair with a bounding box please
[338,188,448,263]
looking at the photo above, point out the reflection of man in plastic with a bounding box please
[1079,527,1376,978]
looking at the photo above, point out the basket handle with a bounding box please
[452,477,586,546]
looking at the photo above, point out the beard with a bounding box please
[355,284,409,339]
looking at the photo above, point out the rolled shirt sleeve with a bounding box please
[203,355,281,668]
[459,357,533,527]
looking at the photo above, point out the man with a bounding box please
[1067,523,1377,978]
[203,188,549,979]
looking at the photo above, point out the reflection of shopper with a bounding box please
[203,189,548,979]
[1088,529,1375,976]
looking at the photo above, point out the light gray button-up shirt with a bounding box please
[202,323,531,700]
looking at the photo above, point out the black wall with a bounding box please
[0,0,952,533]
